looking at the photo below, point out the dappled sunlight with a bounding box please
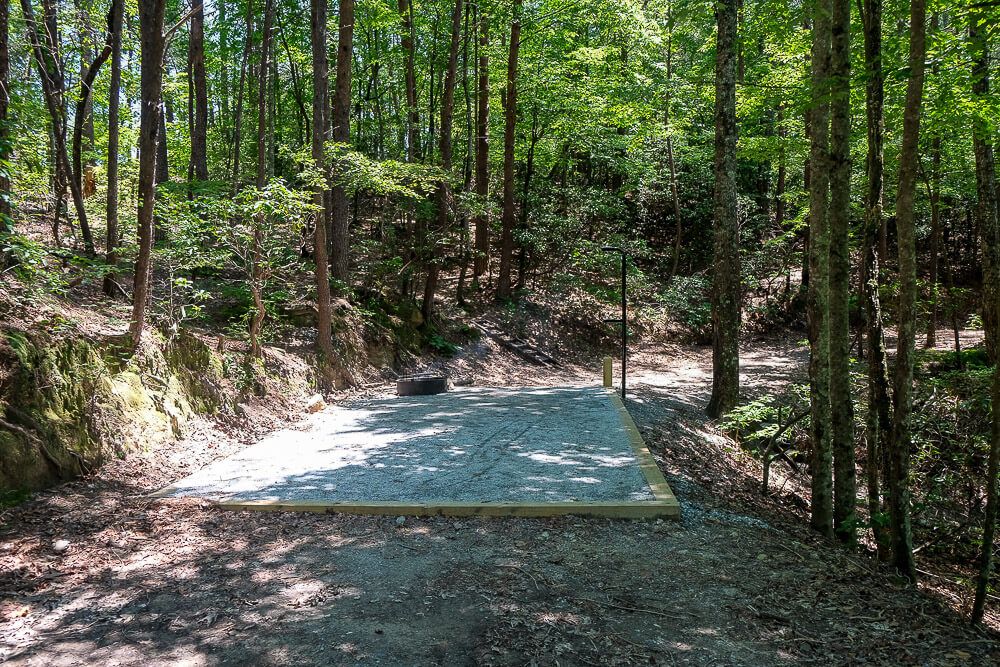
[161,387,657,505]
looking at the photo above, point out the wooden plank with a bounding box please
[212,499,679,519]
[606,389,681,516]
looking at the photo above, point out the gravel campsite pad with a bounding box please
[158,386,674,512]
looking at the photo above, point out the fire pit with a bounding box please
[396,374,448,396]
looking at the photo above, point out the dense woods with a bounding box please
[1,0,999,630]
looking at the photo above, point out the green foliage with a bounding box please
[427,334,459,356]
[660,275,712,339]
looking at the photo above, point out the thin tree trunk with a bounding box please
[249,0,274,358]
[399,0,419,162]
[926,134,941,347]
[277,11,309,147]
[231,0,255,189]
[189,2,209,181]
[970,6,1000,624]
[706,0,740,419]
[311,0,336,382]
[473,8,489,279]
[496,0,522,300]
[129,0,167,347]
[329,0,355,284]
[156,99,170,184]
[72,1,115,213]
[21,0,94,255]
[0,0,11,238]
[861,0,892,561]
[421,0,463,322]
[829,0,855,544]
[456,0,473,303]
[808,0,834,538]
[888,0,927,583]
[665,0,683,278]
[102,0,123,296]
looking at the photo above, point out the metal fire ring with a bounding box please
[396,375,448,396]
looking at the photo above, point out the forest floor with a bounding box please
[1,335,998,666]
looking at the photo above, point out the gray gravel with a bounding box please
[162,386,656,504]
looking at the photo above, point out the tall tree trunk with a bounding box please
[706,0,740,419]
[496,0,522,300]
[156,100,170,185]
[926,134,941,347]
[311,0,337,383]
[102,0,123,296]
[0,0,10,237]
[249,0,274,358]
[970,16,999,365]
[231,0,255,189]
[128,0,167,347]
[456,0,473,302]
[188,2,209,181]
[829,0,855,544]
[861,0,892,560]
[399,0,419,162]
[329,0,354,284]
[888,0,927,583]
[421,0,463,322]
[970,7,1000,624]
[473,8,489,279]
[665,0,683,279]
[808,0,834,538]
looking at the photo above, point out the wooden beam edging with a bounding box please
[605,388,681,518]
[151,386,681,520]
[211,499,678,518]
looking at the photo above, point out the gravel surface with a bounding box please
[162,387,656,504]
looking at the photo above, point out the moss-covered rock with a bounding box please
[0,327,233,495]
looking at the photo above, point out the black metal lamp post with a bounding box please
[602,246,627,400]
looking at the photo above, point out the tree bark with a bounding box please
[188,1,209,181]
[399,0,419,162]
[828,0,855,544]
[421,0,463,322]
[861,0,892,561]
[329,0,354,284]
[311,0,336,383]
[249,0,274,358]
[128,0,167,347]
[888,0,927,583]
[496,0,522,300]
[102,0,123,296]
[0,0,11,237]
[970,7,1000,624]
[231,0,255,189]
[473,8,489,279]
[808,0,834,538]
[665,0,683,279]
[970,15,999,364]
[706,0,740,419]
[925,134,941,348]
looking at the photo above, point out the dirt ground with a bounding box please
[1,337,998,666]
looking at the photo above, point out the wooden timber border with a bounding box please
[155,388,681,520]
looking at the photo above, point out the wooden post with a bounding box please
[603,357,613,388]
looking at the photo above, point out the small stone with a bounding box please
[52,539,71,554]
[305,394,326,413]
[395,516,406,526]
[541,531,550,539]
[453,522,462,530]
